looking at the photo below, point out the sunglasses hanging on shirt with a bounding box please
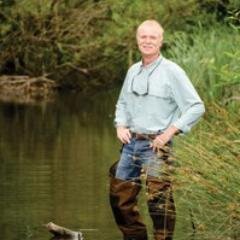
[131,58,163,96]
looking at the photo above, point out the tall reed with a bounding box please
[172,103,240,239]
[165,25,240,108]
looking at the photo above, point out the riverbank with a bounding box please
[0,75,58,104]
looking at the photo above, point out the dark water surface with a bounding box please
[0,90,193,240]
[0,90,124,240]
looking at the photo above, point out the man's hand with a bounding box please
[116,126,132,144]
[151,133,171,153]
[151,126,180,152]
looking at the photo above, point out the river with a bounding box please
[0,90,126,240]
[0,90,194,240]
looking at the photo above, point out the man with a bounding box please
[109,20,205,240]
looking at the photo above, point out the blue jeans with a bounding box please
[115,137,172,181]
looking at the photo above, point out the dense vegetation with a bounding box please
[0,0,239,92]
[0,0,239,239]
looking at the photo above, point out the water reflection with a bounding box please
[0,90,121,240]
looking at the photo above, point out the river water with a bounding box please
[0,90,192,240]
[0,90,125,240]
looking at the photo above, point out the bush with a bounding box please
[0,0,239,91]
[164,25,240,108]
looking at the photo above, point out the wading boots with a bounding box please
[109,162,148,240]
[109,161,176,240]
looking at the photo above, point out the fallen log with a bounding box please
[0,75,58,93]
[0,75,58,104]
[45,222,83,240]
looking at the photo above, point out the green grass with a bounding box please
[165,25,240,106]
[172,103,240,239]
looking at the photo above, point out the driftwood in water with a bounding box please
[0,75,58,104]
[45,222,83,240]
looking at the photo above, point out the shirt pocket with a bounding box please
[148,84,172,99]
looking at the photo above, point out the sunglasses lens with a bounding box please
[131,75,148,96]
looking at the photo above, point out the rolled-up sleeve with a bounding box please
[170,66,205,133]
[114,72,130,127]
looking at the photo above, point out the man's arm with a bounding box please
[169,66,205,133]
[114,71,132,144]
[152,66,205,150]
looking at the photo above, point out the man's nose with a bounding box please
[145,37,151,43]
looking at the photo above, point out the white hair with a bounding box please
[137,20,164,36]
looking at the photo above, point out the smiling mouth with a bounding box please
[142,46,153,50]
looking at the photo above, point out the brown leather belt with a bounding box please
[131,132,158,140]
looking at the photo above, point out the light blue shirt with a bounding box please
[114,55,205,134]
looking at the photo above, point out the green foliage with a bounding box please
[165,25,240,105]
[0,2,239,239]
[173,103,240,239]
[0,0,239,92]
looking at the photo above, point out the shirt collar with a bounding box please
[139,55,163,73]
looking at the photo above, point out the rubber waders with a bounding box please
[109,160,176,240]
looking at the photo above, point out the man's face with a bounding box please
[136,24,163,57]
